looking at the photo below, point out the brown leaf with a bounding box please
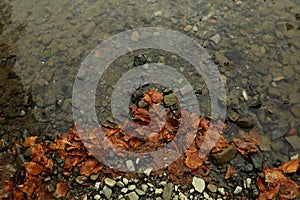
[55,181,68,198]
[134,108,151,125]
[23,136,38,147]
[23,162,44,176]
[232,138,257,157]
[278,178,299,199]
[185,146,207,169]
[148,90,163,104]
[257,176,267,193]
[263,168,286,184]
[80,158,103,176]
[224,164,236,179]
[143,93,152,105]
[279,159,299,174]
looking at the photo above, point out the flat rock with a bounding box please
[236,117,254,128]
[192,177,205,193]
[291,104,300,118]
[82,22,96,38]
[162,183,174,200]
[210,145,237,165]
[285,136,300,150]
[105,178,116,187]
[125,191,139,200]
[102,185,112,199]
[272,126,288,140]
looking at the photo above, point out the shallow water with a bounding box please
[0,0,300,197]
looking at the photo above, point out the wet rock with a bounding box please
[82,22,96,38]
[285,135,300,150]
[236,117,254,128]
[133,54,147,67]
[128,184,136,191]
[162,183,174,200]
[262,35,275,43]
[105,178,116,187]
[164,93,177,107]
[143,168,152,176]
[16,154,25,166]
[192,177,205,193]
[210,34,221,44]
[218,188,225,196]
[135,189,145,196]
[234,186,242,194]
[290,104,300,118]
[183,25,192,32]
[250,153,263,170]
[126,160,135,172]
[207,183,217,193]
[271,126,288,140]
[211,145,237,165]
[259,135,272,152]
[131,31,139,42]
[228,112,239,122]
[125,191,139,200]
[76,176,87,184]
[103,185,112,199]
[241,163,253,172]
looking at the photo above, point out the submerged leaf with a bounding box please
[23,136,38,147]
[279,159,299,174]
[55,181,68,198]
[23,162,44,176]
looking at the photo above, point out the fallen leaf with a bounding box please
[54,181,68,198]
[232,137,257,157]
[278,178,299,199]
[23,162,44,176]
[224,164,236,179]
[134,108,151,125]
[185,145,207,169]
[23,136,38,147]
[279,159,299,174]
[257,175,267,192]
[80,158,103,176]
[148,90,163,104]
[263,168,286,184]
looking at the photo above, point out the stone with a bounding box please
[128,184,136,190]
[207,184,217,193]
[272,126,288,140]
[262,35,275,43]
[105,178,117,187]
[192,177,205,193]
[164,93,177,106]
[236,117,254,128]
[103,185,112,199]
[125,191,139,200]
[178,192,188,200]
[126,160,135,171]
[155,188,163,194]
[250,153,263,170]
[94,194,101,200]
[210,145,237,165]
[143,168,152,176]
[141,184,148,191]
[234,186,242,194]
[285,136,300,150]
[121,188,128,193]
[291,104,300,118]
[218,188,225,195]
[123,178,129,185]
[82,22,96,38]
[135,189,145,196]
[183,25,192,32]
[163,183,174,200]
[131,31,139,42]
[76,176,87,184]
[210,34,221,44]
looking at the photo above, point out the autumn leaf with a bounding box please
[185,145,207,169]
[224,164,236,179]
[278,178,299,199]
[55,181,68,198]
[257,175,267,192]
[23,136,38,147]
[279,159,299,174]
[23,162,44,176]
[80,158,103,176]
[232,138,257,157]
[148,90,163,104]
[134,108,151,125]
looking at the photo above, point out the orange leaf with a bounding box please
[80,158,99,176]
[279,159,299,174]
[148,90,163,104]
[55,181,68,198]
[23,162,44,175]
[224,164,236,179]
[263,168,286,184]
[185,146,207,169]
[278,178,299,199]
[143,93,152,105]
[257,175,267,192]
[134,108,151,125]
[23,136,38,147]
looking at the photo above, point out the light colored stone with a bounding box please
[105,178,117,187]
[144,168,152,176]
[192,177,205,193]
[234,186,242,194]
[125,192,139,200]
[131,31,139,42]
[103,185,112,199]
[155,188,163,194]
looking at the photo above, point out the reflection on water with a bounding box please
[0,0,299,198]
